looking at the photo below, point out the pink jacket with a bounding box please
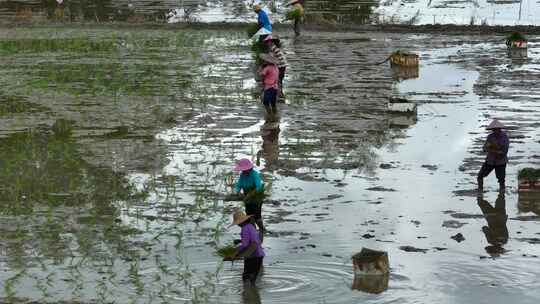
[259,64,279,90]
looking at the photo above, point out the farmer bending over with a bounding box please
[224,210,265,286]
[253,2,272,42]
[235,158,265,239]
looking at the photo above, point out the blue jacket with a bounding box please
[257,10,272,32]
[235,169,263,194]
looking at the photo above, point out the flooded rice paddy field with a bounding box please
[0,26,540,303]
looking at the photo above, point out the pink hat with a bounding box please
[264,35,273,42]
[234,158,254,172]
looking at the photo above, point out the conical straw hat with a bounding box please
[229,210,252,227]
[486,119,505,130]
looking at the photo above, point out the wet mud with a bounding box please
[0,26,540,304]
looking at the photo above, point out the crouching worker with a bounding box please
[477,119,509,192]
[224,211,265,286]
[234,158,265,240]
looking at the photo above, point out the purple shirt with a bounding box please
[239,223,265,258]
[483,132,509,165]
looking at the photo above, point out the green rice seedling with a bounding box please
[286,9,302,21]
[216,244,236,258]
[246,24,260,38]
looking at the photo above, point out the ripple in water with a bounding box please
[190,260,412,304]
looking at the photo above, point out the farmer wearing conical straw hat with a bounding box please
[234,158,266,240]
[477,119,509,192]
[286,0,305,36]
[223,210,265,286]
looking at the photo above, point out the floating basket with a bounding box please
[352,248,389,276]
[518,168,540,193]
[389,51,419,67]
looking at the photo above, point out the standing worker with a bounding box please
[257,53,280,120]
[234,158,266,239]
[477,119,509,192]
[224,210,265,286]
[263,35,287,99]
[253,2,272,42]
[286,0,305,36]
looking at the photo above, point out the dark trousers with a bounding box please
[477,162,506,185]
[278,67,286,95]
[294,19,301,36]
[243,257,263,284]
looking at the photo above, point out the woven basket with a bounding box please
[390,52,419,67]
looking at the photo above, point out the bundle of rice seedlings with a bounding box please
[216,244,237,258]
[247,23,260,38]
[286,9,302,21]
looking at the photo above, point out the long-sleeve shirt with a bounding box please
[483,132,509,165]
[239,223,265,258]
[257,10,272,32]
[271,44,287,68]
[259,64,279,90]
[235,169,264,194]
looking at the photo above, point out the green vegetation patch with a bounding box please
[0,38,117,54]
[0,95,46,116]
[518,168,540,182]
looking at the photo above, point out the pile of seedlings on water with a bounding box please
[506,32,528,49]
[518,168,540,183]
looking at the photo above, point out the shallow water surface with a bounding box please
[0,27,540,303]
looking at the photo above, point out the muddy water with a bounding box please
[1,27,540,304]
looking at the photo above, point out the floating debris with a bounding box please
[352,248,389,276]
[442,220,467,229]
[387,97,417,114]
[399,246,428,253]
[451,233,466,243]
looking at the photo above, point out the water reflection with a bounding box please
[242,286,262,304]
[352,273,389,294]
[0,0,379,24]
[0,120,143,267]
[257,119,280,170]
[477,193,509,257]
[518,192,540,216]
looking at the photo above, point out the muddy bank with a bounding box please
[8,21,540,36]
